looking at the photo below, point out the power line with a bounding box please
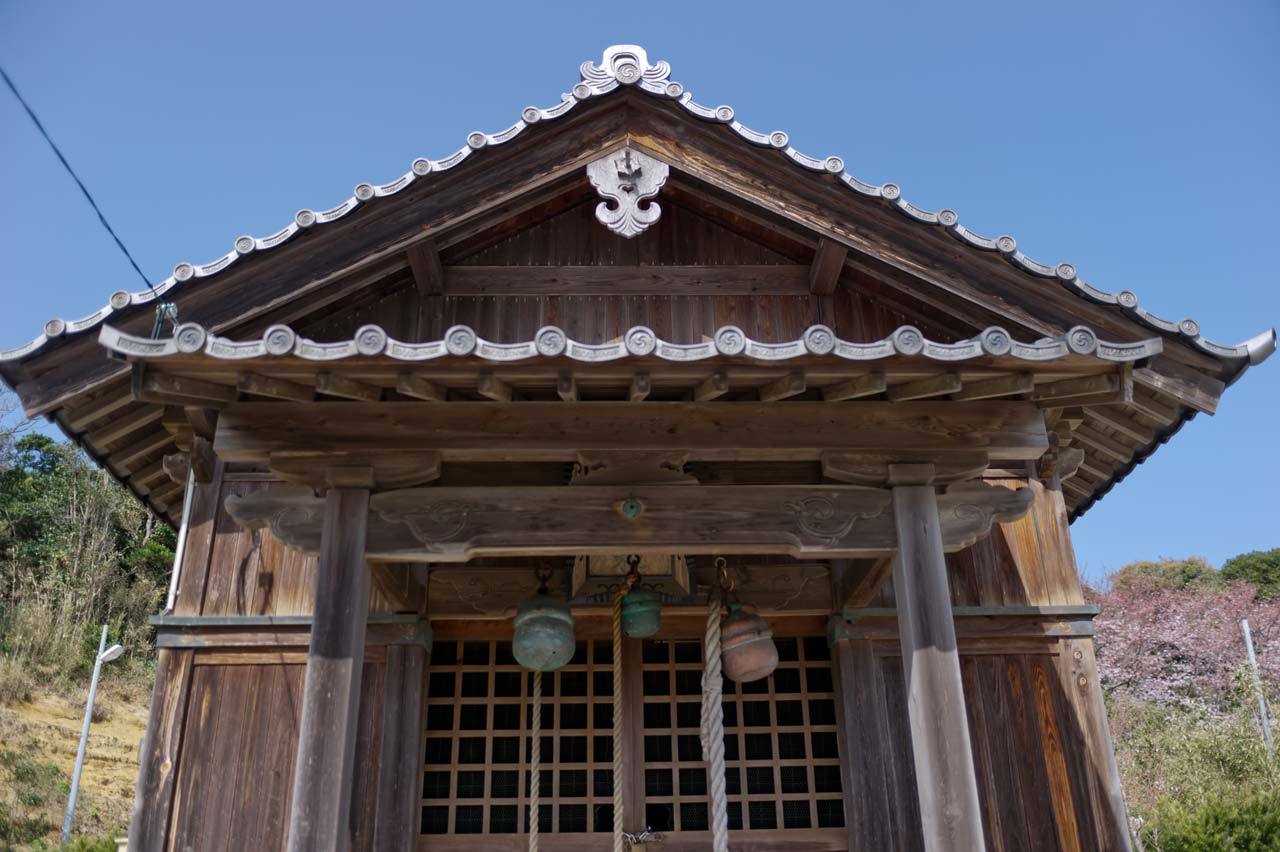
[1,63,157,295]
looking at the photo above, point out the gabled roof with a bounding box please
[3,44,1273,368]
[1,44,1273,528]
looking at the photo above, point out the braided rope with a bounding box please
[529,670,541,852]
[612,575,637,852]
[701,596,730,852]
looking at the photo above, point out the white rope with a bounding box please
[612,581,632,852]
[529,670,540,852]
[701,596,730,852]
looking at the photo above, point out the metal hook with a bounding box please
[534,560,555,593]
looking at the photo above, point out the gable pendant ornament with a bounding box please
[587,148,669,238]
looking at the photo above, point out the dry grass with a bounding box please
[0,675,150,848]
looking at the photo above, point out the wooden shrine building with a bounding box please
[2,45,1274,852]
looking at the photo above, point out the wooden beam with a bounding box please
[444,264,810,296]
[1084,407,1155,445]
[396,372,446,402]
[1079,459,1114,482]
[64,383,135,432]
[111,430,175,470]
[886,373,962,402]
[85,405,163,448]
[1072,424,1134,464]
[1130,392,1180,425]
[629,372,651,402]
[406,237,444,296]
[1033,369,1130,404]
[890,482,986,851]
[225,480,1032,561]
[837,556,895,608]
[809,238,849,296]
[693,371,728,401]
[822,372,886,402]
[758,371,806,402]
[316,371,382,402]
[285,487,372,852]
[557,370,578,402]
[238,371,315,402]
[132,366,237,407]
[129,459,168,488]
[214,400,1050,463]
[477,372,512,402]
[950,372,1033,402]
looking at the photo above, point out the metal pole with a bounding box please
[1242,619,1275,763]
[162,469,196,613]
[62,624,107,843]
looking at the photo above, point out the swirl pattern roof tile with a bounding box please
[98,321,1163,366]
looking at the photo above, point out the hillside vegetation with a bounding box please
[0,397,1277,848]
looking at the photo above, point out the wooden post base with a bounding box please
[285,487,372,852]
[892,482,987,852]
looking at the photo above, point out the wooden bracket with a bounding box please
[822,451,990,487]
[267,450,442,492]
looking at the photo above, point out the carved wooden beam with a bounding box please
[224,481,1032,561]
[214,401,1050,464]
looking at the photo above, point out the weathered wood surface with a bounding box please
[127,649,194,850]
[372,644,426,852]
[892,485,987,852]
[445,263,810,294]
[214,400,1050,462]
[286,487,372,852]
[225,481,1032,560]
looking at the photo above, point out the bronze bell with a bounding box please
[720,605,778,683]
[513,593,576,672]
[621,589,662,638]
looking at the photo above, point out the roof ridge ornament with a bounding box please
[587,148,669,238]
[579,45,672,93]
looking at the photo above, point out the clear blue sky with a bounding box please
[1,1,1276,580]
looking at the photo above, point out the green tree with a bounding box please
[1222,548,1280,600]
[0,397,172,687]
[1110,557,1221,592]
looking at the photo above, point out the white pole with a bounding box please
[1242,618,1275,763]
[62,625,108,843]
[163,470,196,613]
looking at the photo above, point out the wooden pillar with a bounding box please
[372,641,427,851]
[892,474,987,852]
[286,486,372,852]
[621,637,647,834]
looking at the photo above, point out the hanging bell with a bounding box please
[720,605,779,683]
[621,589,662,638]
[513,592,576,672]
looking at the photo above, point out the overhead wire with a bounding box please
[1,63,158,297]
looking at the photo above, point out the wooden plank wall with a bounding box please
[839,476,1130,851]
[299,198,948,347]
[134,648,423,851]
[172,468,403,617]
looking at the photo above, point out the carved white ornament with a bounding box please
[586,148,669,238]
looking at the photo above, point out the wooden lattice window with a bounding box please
[420,634,844,839]
[421,639,616,836]
[639,636,846,833]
